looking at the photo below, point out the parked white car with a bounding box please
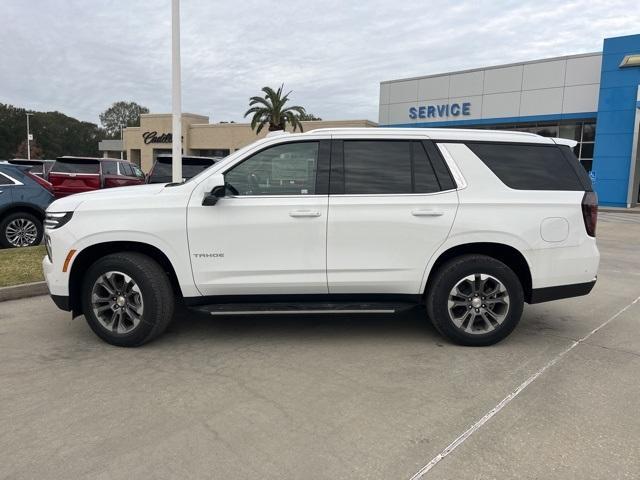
[43,128,599,347]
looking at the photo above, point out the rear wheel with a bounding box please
[426,254,524,346]
[0,212,43,248]
[81,252,174,347]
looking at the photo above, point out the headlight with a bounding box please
[45,211,73,230]
[45,234,52,262]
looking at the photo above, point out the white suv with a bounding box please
[43,128,599,347]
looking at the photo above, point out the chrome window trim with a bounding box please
[223,190,456,199]
[223,194,328,199]
[436,143,468,190]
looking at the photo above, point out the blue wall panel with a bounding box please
[592,34,640,207]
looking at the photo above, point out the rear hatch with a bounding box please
[147,157,216,184]
[49,158,101,197]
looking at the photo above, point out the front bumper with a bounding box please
[50,294,70,311]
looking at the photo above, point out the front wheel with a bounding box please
[426,254,524,346]
[0,212,43,248]
[81,252,175,347]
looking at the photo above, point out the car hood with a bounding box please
[47,183,167,212]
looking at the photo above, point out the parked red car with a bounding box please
[49,157,145,198]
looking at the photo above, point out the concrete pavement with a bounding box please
[1,214,639,479]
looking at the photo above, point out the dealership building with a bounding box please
[379,34,640,207]
[117,114,375,173]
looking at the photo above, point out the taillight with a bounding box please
[581,191,598,237]
[27,172,54,193]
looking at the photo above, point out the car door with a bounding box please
[327,138,458,294]
[187,139,331,296]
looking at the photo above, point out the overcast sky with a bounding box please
[2,0,639,125]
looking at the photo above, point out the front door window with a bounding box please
[225,142,318,196]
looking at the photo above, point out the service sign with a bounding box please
[409,102,471,120]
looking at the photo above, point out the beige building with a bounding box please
[121,113,377,172]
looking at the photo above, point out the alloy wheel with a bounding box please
[6,218,38,247]
[91,271,144,334]
[447,273,510,334]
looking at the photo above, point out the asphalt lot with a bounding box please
[1,212,639,479]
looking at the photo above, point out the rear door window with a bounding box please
[466,143,584,191]
[51,159,100,174]
[102,161,118,175]
[343,141,412,194]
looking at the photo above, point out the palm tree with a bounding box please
[244,85,306,134]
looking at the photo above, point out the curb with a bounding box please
[0,281,49,303]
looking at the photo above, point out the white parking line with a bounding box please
[409,294,640,480]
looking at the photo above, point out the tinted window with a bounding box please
[0,172,13,185]
[51,159,100,174]
[120,163,134,176]
[344,141,412,194]
[225,142,318,195]
[28,164,43,175]
[149,158,215,183]
[412,142,440,193]
[559,145,593,191]
[102,161,118,175]
[425,142,456,190]
[132,165,145,178]
[466,143,584,191]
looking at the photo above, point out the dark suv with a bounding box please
[49,157,145,198]
[146,155,219,184]
[0,164,54,248]
[7,159,55,181]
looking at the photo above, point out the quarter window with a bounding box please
[0,172,14,185]
[467,142,584,191]
[412,142,441,193]
[120,163,134,176]
[225,142,318,196]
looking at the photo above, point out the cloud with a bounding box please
[1,0,638,125]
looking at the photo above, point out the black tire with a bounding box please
[0,212,43,248]
[81,252,174,347]
[426,254,524,346]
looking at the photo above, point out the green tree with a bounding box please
[244,85,306,134]
[99,101,149,138]
[298,112,322,121]
[0,104,106,159]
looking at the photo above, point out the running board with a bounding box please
[190,301,417,316]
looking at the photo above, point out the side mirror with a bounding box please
[202,173,226,206]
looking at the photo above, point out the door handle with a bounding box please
[411,209,444,217]
[289,210,321,218]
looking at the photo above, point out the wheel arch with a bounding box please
[423,242,533,303]
[0,204,46,222]
[68,241,183,315]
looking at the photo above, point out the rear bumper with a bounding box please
[529,278,596,304]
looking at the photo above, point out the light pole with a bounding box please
[26,113,33,160]
[120,124,125,160]
[171,0,182,182]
